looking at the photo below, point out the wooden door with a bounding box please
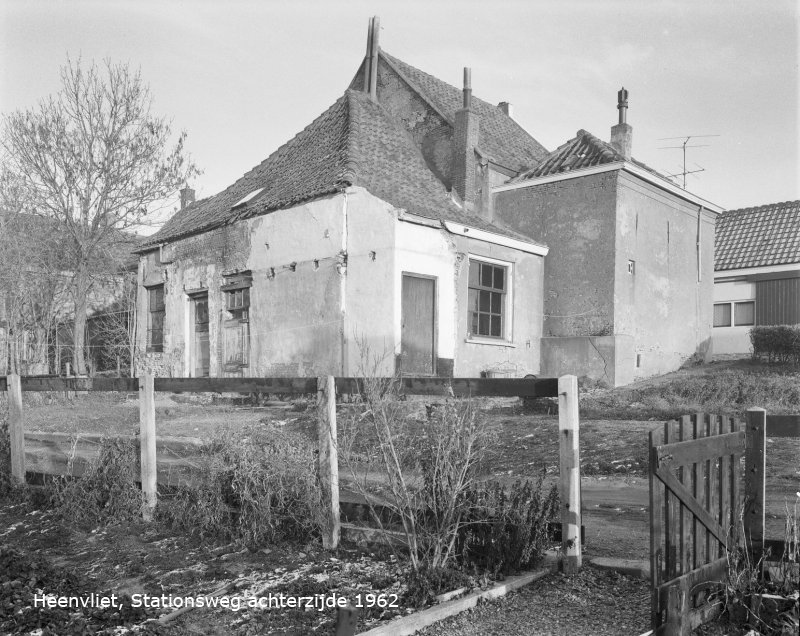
[192,295,210,377]
[401,274,436,375]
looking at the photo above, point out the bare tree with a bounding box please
[0,169,69,374]
[1,57,197,374]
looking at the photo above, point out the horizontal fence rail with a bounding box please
[0,375,560,397]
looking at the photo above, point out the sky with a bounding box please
[1,0,798,224]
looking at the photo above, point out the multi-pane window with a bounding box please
[221,274,251,370]
[468,260,506,338]
[147,285,165,352]
[713,301,755,327]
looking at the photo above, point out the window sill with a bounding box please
[464,337,516,348]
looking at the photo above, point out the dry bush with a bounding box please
[49,437,143,526]
[157,423,325,547]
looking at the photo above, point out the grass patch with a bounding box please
[580,365,800,420]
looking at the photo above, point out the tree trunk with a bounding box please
[72,268,90,375]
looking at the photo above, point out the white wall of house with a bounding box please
[711,279,755,355]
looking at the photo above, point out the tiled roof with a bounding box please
[715,200,800,271]
[379,51,548,172]
[510,129,667,183]
[141,90,542,249]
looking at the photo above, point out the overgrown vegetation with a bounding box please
[50,437,143,526]
[157,423,325,547]
[712,501,799,635]
[456,476,559,576]
[339,354,559,605]
[579,366,800,419]
[751,325,800,365]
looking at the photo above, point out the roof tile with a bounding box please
[715,200,800,271]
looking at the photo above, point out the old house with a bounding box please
[134,19,549,379]
[493,90,723,386]
[712,200,800,355]
[136,20,723,385]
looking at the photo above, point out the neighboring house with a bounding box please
[493,92,723,386]
[712,200,800,356]
[0,211,139,375]
[134,21,722,385]
[134,20,549,379]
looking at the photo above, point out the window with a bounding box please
[713,301,755,328]
[468,260,507,339]
[627,260,635,274]
[147,285,165,352]
[221,273,251,371]
[734,301,755,326]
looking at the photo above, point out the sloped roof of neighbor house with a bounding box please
[141,53,547,250]
[715,200,800,271]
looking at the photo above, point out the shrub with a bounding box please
[49,437,143,526]
[456,476,559,575]
[158,423,325,547]
[750,325,800,364]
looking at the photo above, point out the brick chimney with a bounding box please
[610,87,632,160]
[452,67,479,209]
[497,101,513,118]
[180,186,196,210]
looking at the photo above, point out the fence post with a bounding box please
[558,374,582,573]
[7,374,26,482]
[744,408,766,553]
[317,375,340,549]
[139,373,157,521]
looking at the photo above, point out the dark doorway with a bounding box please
[192,294,210,377]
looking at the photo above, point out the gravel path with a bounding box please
[416,565,651,636]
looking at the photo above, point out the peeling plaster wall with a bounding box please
[246,195,345,376]
[452,235,544,377]
[493,171,618,338]
[614,172,715,379]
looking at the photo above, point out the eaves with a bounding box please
[493,161,724,214]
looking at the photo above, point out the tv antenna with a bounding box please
[658,134,719,188]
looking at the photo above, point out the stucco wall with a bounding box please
[712,279,755,355]
[493,171,618,338]
[614,172,715,379]
[138,187,545,379]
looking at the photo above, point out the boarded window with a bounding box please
[713,303,731,328]
[734,301,755,326]
[468,260,506,338]
[223,319,249,370]
[147,285,165,352]
[221,273,251,372]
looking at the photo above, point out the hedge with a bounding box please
[749,325,800,364]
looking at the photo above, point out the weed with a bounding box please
[456,475,559,575]
[157,423,325,547]
[49,436,143,527]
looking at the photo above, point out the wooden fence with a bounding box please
[649,409,800,635]
[2,373,582,570]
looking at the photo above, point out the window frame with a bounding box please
[221,273,252,370]
[146,284,166,352]
[466,257,512,342]
[713,300,755,328]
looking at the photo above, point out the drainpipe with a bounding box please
[340,192,348,376]
[696,206,703,282]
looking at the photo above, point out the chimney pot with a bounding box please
[610,87,632,160]
[462,67,472,109]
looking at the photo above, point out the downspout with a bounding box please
[340,192,348,376]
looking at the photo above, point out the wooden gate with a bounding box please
[649,413,746,635]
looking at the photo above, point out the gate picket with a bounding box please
[650,412,747,634]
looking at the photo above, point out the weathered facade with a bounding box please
[712,200,800,355]
[137,187,546,378]
[493,116,721,385]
